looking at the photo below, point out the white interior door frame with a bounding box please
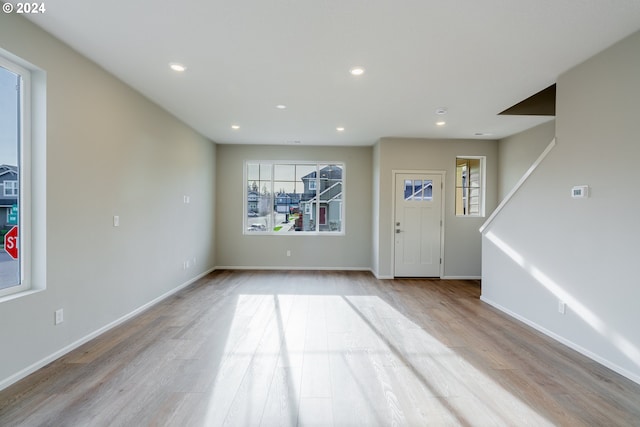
[391,169,446,278]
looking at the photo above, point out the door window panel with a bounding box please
[404,179,433,201]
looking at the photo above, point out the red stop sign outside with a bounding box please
[4,226,18,259]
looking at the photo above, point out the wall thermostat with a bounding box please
[571,185,589,198]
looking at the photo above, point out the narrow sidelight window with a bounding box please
[455,157,485,217]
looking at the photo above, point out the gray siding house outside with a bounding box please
[300,165,342,232]
[0,165,18,231]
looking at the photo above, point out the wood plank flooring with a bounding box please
[1,270,640,426]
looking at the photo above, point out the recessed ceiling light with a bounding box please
[336,127,345,132]
[231,125,240,130]
[436,121,446,126]
[435,108,447,115]
[169,63,187,72]
[276,104,287,109]
[350,67,365,76]
[474,132,492,136]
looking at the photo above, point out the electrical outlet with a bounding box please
[113,215,120,227]
[286,250,291,257]
[54,309,64,325]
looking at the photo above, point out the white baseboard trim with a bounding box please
[480,295,640,386]
[372,275,481,280]
[215,265,370,272]
[368,273,479,280]
[0,267,216,392]
[216,266,392,280]
[211,267,477,281]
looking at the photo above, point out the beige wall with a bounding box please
[482,30,640,383]
[215,144,372,270]
[373,138,498,278]
[0,13,216,387]
[498,120,555,200]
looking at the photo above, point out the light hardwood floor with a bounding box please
[1,270,640,426]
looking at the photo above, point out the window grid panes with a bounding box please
[403,179,433,201]
[246,162,344,234]
[455,157,484,216]
[3,180,18,197]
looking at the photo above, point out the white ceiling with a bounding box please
[14,0,640,146]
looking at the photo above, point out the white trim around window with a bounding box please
[244,161,345,235]
[0,48,47,302]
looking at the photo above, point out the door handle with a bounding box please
[396,229,402,234]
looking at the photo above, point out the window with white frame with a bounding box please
[245,162,344,234]
[455,156,485,217]
[4,180,18,196]
[0,52,36,298]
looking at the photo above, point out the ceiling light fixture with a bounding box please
[169,63,187,72]
[231,125,240,130]
[276,104,287,109]
[336,127,345,132]
[350,67,365,76]
[435,107,447,126]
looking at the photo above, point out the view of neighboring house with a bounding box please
[275,192,302,215]
[0,165,18,231]
[246,164,343,232]
[247,187,260,215]
[247,182,272,217]
[300,165,342,232]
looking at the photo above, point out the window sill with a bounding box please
[244,232,345,237]
[0,288,44,304]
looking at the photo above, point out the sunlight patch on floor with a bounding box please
[201,291,553,425]
[344,294,553,426]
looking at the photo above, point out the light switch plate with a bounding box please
[55,309,64,325]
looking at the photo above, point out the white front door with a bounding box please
[394,173,443,277]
